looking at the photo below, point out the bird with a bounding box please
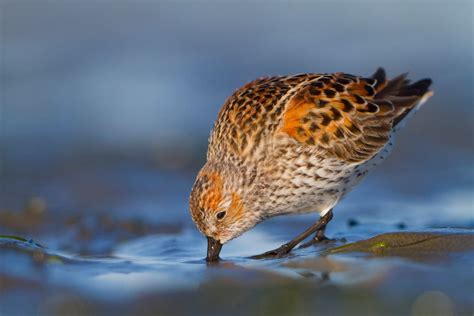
[189,68,433,262]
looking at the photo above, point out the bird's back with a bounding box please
[208,74,315,163]
[208,68,432,167]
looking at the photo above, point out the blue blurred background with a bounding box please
[1,1,473,223]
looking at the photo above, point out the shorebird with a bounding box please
[189,68,432,261]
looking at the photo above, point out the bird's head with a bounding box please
[189,161,260,262]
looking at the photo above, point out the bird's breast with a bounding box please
[258,137,396,217]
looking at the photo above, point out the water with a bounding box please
[1,162,473,315]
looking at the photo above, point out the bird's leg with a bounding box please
[299,210,334,248]
[314,228,330,241]
[250,209,334,259]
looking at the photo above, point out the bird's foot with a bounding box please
[250,243,294,259]
[299,235,336,249]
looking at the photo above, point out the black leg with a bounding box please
[299,210,334,248]
[250,209,334,259]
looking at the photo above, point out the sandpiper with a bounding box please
[189,68,432,261]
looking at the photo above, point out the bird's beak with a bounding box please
[206,236,222,262]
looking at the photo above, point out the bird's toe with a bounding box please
[250,244,293,259]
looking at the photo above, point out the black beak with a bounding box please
[206,236,222,262]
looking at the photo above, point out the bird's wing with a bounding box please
[208,75,321,161]
[279,68,432,163]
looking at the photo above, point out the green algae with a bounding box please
[326,232,474,256]
[0,235,28,242]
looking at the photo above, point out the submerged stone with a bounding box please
[326,231,474,256]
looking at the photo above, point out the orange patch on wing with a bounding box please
[280,96,314,142]
[326,121,338,133]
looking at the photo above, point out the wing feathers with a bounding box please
[280,69,432,163]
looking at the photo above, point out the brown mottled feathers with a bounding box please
[208,75,301,159]
[208,68,432,164]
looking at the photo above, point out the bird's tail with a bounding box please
[371,68,433,129]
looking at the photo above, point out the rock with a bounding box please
[326,232,474,257]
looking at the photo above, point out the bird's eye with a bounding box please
[216,211,226,220]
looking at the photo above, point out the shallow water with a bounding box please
[1,163,473,316]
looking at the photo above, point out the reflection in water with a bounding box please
[92,270,202,298]
[411,291,455,316]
